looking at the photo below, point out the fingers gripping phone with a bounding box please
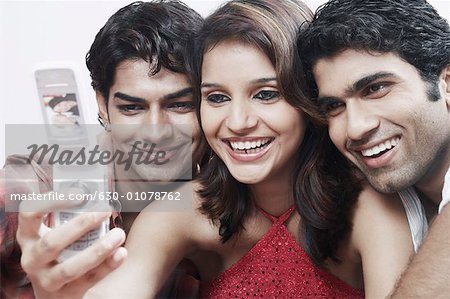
[50,165,111,262]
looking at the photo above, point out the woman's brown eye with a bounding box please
[254,90,280,101]
[206,94,229,104]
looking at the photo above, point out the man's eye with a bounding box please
[168,101,194,112]
[254,90,280,102]
[206,94,230,104]
[319,100,345,117]
[364,82,391,98]
[369,83,384,93]
[117,105,144,113]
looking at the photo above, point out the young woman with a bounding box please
[86,1,413,298]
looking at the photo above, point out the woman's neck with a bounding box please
[250,172,294,217]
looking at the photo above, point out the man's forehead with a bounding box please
[111,60,191,100]
[116,59,187,77]
[313,50,405,89]
[314,49,409,72]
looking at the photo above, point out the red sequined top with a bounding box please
[200,206,364,298]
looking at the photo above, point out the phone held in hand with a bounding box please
[49,175,111,262]
[35,63,112,262]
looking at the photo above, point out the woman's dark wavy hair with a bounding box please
[86,0,203,100]
[194,0,362,264]
[299,0,450,101]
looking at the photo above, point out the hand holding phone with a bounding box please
[17,198,126,299]
[51,164,111,262]
[49,180,111,261]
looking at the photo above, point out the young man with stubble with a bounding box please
[299,0,450,296]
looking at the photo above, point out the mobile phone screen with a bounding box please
[35,68,87,141]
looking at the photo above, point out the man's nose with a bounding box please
[345,101,380,141]
[142,109,173,144]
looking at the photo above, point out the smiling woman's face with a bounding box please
[200,40,306,186]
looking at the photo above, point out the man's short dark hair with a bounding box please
[86,0,203,99]
[299,0,450,100]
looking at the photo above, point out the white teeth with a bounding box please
[361,137,399,157]
[384,140,393,150]
[364,148,374,156]
[372,145,381,155]
[229,138,271,150]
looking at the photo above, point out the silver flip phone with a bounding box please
[35,65,110,262]
[35,66,85,126]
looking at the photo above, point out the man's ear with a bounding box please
[96,91,109,123]
[441,66,450,107]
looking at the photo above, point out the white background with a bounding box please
[1,0,449,166]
